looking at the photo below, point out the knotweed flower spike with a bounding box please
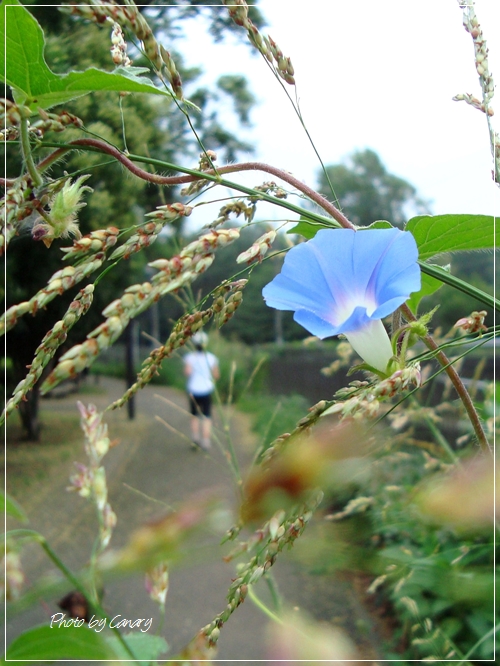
[263,229,420,374]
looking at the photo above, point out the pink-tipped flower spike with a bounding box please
[263,228,420,374]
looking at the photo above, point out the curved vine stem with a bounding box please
[401,304,490,454]
[35,137,355,230]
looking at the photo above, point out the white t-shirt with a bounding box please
[184,351,218,396]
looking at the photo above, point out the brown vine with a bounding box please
[35,137,355,230]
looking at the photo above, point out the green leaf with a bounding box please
[0,0,170,110]
[0,490,28,523]
[361,220,394,230]
[3,624,117,664]
[287,216,337,239]
[405,214,495,261]
[105,632,169,665]
[407,265,449,313]
[288,218,393,239]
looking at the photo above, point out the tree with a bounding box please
[317,148,429,227]
[3,1,263,438]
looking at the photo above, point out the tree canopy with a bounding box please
[318,148,430,227]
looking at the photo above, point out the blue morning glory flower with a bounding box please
[262,228,421,373]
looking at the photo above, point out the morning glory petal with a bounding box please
[345,319,394,373]
[263,274,335,323]
[293,310,338,339]
[262,227,421,373]
[367,230,420,304]
[263,240,342,320]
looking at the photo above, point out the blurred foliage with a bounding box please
[238,391,310,454]
[292,426,497,661]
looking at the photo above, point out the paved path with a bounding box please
[6,377,382,663]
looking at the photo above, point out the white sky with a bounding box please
[178,0,499,228]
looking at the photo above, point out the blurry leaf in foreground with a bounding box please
[416,457,496,531]
[101,491,224,573]
[4,624,116,663]
[241,421,367,523]
[267,611,360,663]
[105,632,168,665]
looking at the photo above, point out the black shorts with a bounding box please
[188,393,212,417]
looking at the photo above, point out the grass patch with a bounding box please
[238,392,310,453]
[3,412,82,498]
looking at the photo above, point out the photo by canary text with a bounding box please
[50,613,153,633]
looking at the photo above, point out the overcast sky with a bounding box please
[179,0,499,228]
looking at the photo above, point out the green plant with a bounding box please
[1,0,497,662]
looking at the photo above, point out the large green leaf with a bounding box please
[0,0,170,110]
[405,214,495,261]
[3,624,117,664]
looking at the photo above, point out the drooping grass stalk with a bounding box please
[155,414,201,449]
[88,536,102,607]
[260,58,342,209]
[454,623,499,666]
[123,25,221,180]
[264,570,283,613]
[239,355,269,400]
[456,1,499,185]
[212,375,244,497]
[250,399,283,469]
[118,95,129,155]
[291,89,342,209]
[247,585,284,625]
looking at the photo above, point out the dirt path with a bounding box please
[5,377,382,662]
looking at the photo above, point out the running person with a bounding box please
[183,331,220,450]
